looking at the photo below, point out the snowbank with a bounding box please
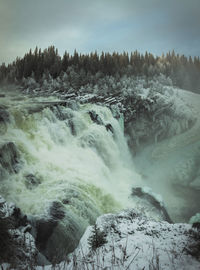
[37,209,200,270]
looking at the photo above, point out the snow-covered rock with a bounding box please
[21,74,196,152]
[64,209,200,270]
[0,196,37,269]
[131,187,172,223]
[0,141,21,175]
[124,85,195,153]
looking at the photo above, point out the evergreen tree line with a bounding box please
[0,46,200,92]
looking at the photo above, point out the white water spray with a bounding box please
[0,92,141,226]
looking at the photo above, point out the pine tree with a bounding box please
[88,224,107,251]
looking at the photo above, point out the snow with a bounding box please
[36,209,200,270]
[132,86,200,223]
[1,78,200,269]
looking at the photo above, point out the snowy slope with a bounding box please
[42,209,200,270]
[151,89,200,160]
[133,88,200,223]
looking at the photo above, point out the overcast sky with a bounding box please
[0,0,200,64]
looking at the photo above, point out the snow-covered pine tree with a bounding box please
[88,224,107,251]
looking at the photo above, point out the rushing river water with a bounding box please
[1,87,200,261]
[0,88,143,259]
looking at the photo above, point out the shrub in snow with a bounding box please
[65,209,200,270]
[88,224,107,251]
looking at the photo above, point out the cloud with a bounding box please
[0,0,200,64]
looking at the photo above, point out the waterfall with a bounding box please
[0,91,141,261]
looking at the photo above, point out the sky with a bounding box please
[0,0,200,64]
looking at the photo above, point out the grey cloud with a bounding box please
[0,0,200,64]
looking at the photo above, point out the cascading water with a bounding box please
[1,87,200,263]
[0,90,141,261]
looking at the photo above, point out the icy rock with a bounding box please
[105,123,114,133]
[65,209,200,270]
[0,195,8,218]
[131,187,172,223]
[0,196,37,269]
[25,173,41,190]
[0,106,10,123]
[0,106,9,135]
[33,216,78,264]
[123,86,195,151]
[30,198,84,264]
[0,142,21,174]
[78,94,97,104]
[49,201,65,220]
[88,110,104,125]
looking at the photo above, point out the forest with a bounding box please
[0,46,200,93]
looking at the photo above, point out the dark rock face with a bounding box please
[192,222,200,230]
[88,110,104,125]
[88,110,114,135]
[51,105,72,121]
[25,174,41,190]
[132,187,173,223]
[0,106,10,123]
[68,118,76,136]
[0,196,37,269]
[0,142,21,174]
[11,206,28,228]
[34,217,72,263]
[49,201,65,220]
[106,123,114,134]
[30,200,81,264]
[0,106,10,135]
[34,214,81,264]
[35,218,58,252]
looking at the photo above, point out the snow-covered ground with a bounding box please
[36,209,200,270]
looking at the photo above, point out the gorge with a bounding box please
[0,79,200,268]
